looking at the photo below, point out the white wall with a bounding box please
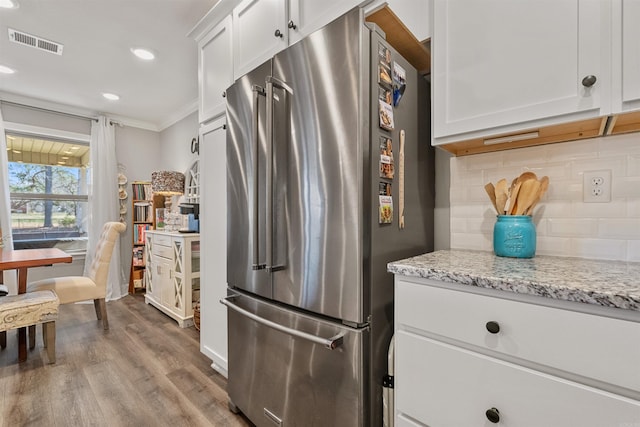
[115,125,162,279]
[159,111,200,173]
[447,133,640,262]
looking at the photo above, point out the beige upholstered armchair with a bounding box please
[27,221,126,330]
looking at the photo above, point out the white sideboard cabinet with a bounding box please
[394,276,640,426]
[145,231,201,328]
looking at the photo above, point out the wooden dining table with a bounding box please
[0,247,72,361]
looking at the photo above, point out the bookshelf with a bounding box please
[128,181,164,294]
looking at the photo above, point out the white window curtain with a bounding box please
[0,109,17,292]
[87,116,125,300]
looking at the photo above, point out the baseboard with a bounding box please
[201,344,228,378]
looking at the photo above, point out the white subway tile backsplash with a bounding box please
[450,136,639,262]
[547,218,598,237]
[536,236,572,256]
[571,200,627,218]
[545,139,598,161]
[628,240,640,262]
[451,232,488,250]
[598,219,640,239]
[464,151,503,171]
[571,238,627,261]
[628,154,640,176]
[450,217,467,233]
[612,176,640,199]
[572,158,626,179]
[598,133,640,155]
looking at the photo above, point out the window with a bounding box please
[6,132,89,253]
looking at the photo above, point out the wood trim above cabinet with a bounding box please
[366,6,431,75]
[439,117,608,156]
[607,110,640,136]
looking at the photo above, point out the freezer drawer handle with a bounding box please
[221,296,345,350]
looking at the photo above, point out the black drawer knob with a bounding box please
[486,407,500,423]
[486,321,500,334]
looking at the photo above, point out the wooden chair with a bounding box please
[27,222,126,330]
[0,290,59,363]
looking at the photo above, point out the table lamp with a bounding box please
[151,170,184,211]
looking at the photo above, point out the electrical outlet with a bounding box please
[583,170,611,203]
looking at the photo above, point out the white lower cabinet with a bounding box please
[394,277,640,426]
[145,231,200,328]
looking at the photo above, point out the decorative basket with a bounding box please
[194,302,201,331]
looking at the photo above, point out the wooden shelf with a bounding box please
[129,182,164,294]
[366,5,431,75]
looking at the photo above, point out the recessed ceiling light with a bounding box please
[131,48,155,61]
[0,0,19,9]
[70,146,79,150]
[0,65,16,74]
[102,93,120,101]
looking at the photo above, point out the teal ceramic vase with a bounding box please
[493,215,536,258]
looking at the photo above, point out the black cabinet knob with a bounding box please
[288,20,297,30]
[274,29,283,38]
[486,407,500,423]
[582,75,597,87]
[222,92,226,98]
[486,321,500,334]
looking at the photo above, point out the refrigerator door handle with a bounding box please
[265,75,293,272]
[221,296,345,350]
[252,85,266,271]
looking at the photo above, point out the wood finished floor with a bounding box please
[0,294,253,427]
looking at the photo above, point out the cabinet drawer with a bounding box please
[396,331,640,427]
[396,280,640,392]
[153,244,173,260]
[152,233,172,246]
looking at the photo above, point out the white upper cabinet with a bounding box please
[288,0,361,45]
[198,16,233,124]
[232,0,288,79]
[232,0,363,79]
[612,0,640,113]
[432,0,611,146]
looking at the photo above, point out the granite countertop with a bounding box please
[388,250,640,312]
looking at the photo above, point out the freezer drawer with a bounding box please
[224,290,369,427]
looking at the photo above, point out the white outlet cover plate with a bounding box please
[583,170,612,203]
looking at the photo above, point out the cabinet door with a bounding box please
[612,0,640,113]
[199,117,228,376]
[432,0,610,145]
[233,0,287,79]
[396,331,640,427]
[288,0,360,44]
[199,16,233,124]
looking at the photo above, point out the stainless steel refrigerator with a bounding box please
[222,7,434,427]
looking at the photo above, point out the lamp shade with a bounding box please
[151,171,185,195]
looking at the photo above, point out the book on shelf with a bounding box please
[132,246,146,267]
[133,201,153,223]
[133,224,151,244]
[132,182,153,201]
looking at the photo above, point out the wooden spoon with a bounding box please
[525,176,549,215]
[494,179,509,214]
[515,179,541,215]
[506,181,523,215]
[484,182,500,214]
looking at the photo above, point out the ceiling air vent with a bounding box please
[8,28,64,55]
